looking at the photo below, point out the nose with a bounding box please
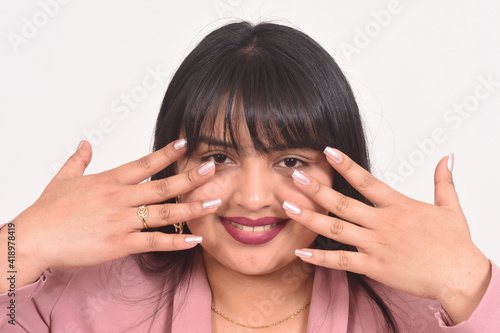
[232,160,275,212]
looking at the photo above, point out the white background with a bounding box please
[1,1,499,263]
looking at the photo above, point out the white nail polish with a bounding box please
[447,153,454,173]
[76,140,84,151]
[324,147,342,163]
[292,170,310,186]
[295,249,313,259]
[185,236,202,244]
[198,161,215,175]
[174,138,187,150]
[283,201,301,215]
[202,199,222,209]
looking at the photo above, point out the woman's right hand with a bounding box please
[0,139,220,292]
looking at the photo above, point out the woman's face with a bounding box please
[177,118,334,276]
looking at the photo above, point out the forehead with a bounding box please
[196,109,258,153]
[184,89,326,158]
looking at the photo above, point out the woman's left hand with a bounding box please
[283,147,491,324]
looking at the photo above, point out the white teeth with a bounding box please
[228,221,278,232]
[242,225,253,232]
[230,222,243,230]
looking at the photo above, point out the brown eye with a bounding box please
[278,158,305,169]
[209,154,230,164]
[284,158,298,168]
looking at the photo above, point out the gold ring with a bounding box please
[137,205,149,229]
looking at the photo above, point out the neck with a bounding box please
[203,249,315,331]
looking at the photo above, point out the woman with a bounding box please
[0,22,498,332]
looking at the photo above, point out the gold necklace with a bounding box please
[211,299,311,329]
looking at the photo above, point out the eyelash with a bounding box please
[201,153,308,169]
[276,157,308,169]
[202,153,232,165]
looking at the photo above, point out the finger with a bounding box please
[110,139,187,185]
[294,248,371,275]
[282,201,371,247]
[129,161,215,206]
[434,153,460,208]
[55,140,92,179]
[291,170,376,228]
[323,147,400,207]
[125,231,204,253]
[131,199,221,229]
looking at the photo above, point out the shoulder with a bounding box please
[315,262,500,332]
[48,256,161,306]
[31,257,169,331]
[313,266,442,332]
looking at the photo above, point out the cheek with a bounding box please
[182,173,232,202]
[276,182,328,215]
[303,167,334,214]
[314,165,335,189]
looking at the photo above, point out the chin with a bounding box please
[201,234,315,276]
[190,215,317,275]
[210,247,296,276]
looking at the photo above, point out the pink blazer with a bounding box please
[1,249,499,332]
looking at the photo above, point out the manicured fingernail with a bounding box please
[174,138,187,150]
[324,147,342,163]
[202,198,222,209]
[447,153,454,173]
[185,236,202,244]
[76,140,84,151]
[292,170,310,186]
[198,161,215,175]
[283,201,301,215]
[295,249,313,259]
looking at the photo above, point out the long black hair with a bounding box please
[136,21,398,332]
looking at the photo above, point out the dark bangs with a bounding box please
[154,22,368,167]
[182,38,329,155]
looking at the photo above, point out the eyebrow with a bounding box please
[195,135,308,157]
[197,135,232,147]
[194,135,244,154]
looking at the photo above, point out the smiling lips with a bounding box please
[220,216,289,245]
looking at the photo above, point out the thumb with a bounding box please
[56,140,93,179]
[434,153,459,208]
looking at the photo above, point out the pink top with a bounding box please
[1,249,499,332]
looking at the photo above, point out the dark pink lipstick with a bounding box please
[220,216,289,245]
